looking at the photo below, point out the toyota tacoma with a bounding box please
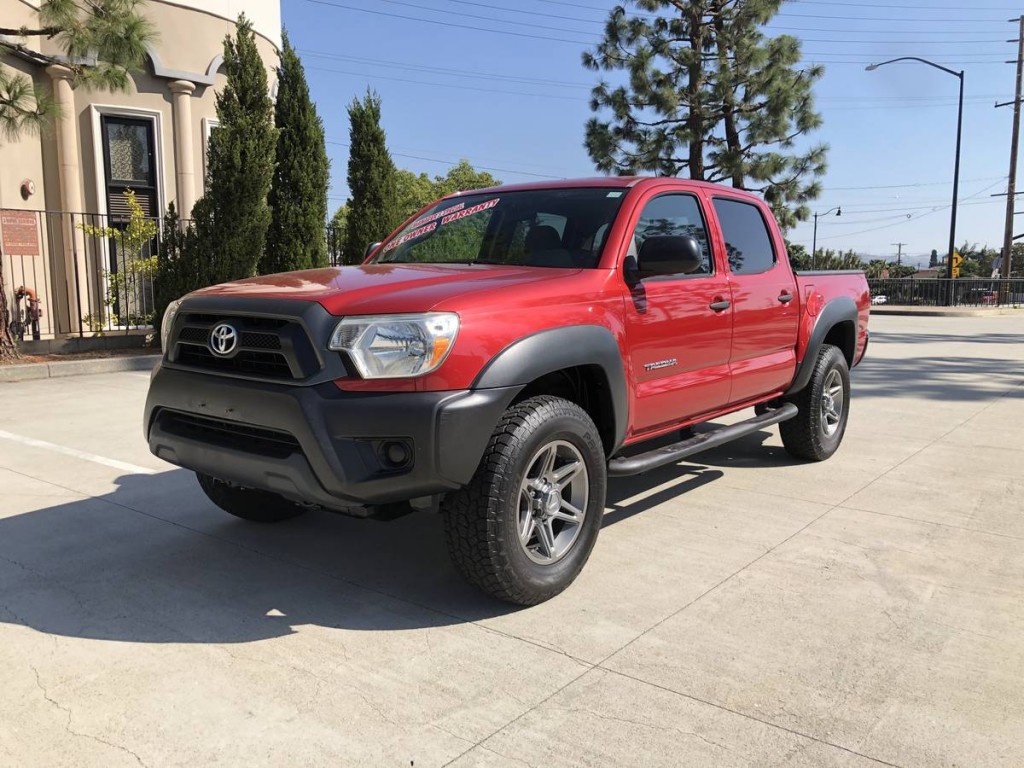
[146,177,870,604]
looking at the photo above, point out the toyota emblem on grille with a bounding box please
[209,323,239,356]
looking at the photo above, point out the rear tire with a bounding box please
[442,396,606,606]
[780,344,850,461]
[196,473,307,523]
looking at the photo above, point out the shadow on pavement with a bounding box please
[0,457,729,644]
[851,354,1022,402]
[872,332,1022,346]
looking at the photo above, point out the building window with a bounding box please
[101,115,157,218]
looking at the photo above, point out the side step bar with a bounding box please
[607,403,799,477]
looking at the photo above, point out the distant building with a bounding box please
[1,0,280,338]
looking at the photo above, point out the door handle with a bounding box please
[709,299,732,312]
[778,292,794,304]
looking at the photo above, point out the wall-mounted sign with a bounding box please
[0,210,41,256]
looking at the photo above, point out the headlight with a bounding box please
[328,313,459,379]
[160,298,183,353]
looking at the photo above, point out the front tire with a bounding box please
[196,473,307,523]
[780,344,850,461]
[442,396,606,605]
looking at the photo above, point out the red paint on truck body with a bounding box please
[192,177,869,438]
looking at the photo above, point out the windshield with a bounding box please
[371,187,629,268]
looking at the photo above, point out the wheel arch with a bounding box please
[472,325,628,453]
[787,297,858,396]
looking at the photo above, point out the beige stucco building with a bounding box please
[0,0,281,338]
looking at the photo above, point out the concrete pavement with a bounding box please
[0,315,1021,767]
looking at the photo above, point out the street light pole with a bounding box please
[811,206,841,269]
[866,57,964,306]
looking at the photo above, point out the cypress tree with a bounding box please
[342,90,398,264]
[196,14,277,283]
[584,0,827,228]
[154,202,203,336]
[262,31,329,274]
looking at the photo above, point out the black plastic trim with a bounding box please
[786,296,859,396]
[145,363,519,506]
[608,403,798,476]
[471,324,629,450]
[794,270,866,276]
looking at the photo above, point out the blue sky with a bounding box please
[283,0,1024,266]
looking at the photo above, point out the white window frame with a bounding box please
[202,117,221,183]
[87,105,165,331]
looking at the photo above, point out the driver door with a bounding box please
[622,192,734,437]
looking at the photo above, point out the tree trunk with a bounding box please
[712,1,744,188]
[686,5,707,180]
[0,270,20,362]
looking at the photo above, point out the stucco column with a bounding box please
[46,64,89,334]
[168,79,197,218]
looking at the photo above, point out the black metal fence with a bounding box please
[867,278,1024,308]
[2,209,158,340]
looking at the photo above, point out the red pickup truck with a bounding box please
[146,177,869,604]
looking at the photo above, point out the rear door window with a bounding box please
[712,198,776,275]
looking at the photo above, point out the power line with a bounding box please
[791,0,1023,10]
[303,0,1012,48]
[373,0,599,34]
[306,65,579,101]
[299,49,592,89]
[301,0,595,44]
[781,11,1012,23]
[300,50,1009,103]
[817,179,1008,240]
[326,140,567,179]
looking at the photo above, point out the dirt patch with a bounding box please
[0,347,158,366]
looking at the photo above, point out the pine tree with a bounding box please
[262,31,329,274]
[195,14,277,284]
[0,0,155,138]
[583,0,827,229]
[342,90,398,264]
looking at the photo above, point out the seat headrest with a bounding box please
[525,225,562,253]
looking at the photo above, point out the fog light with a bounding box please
[382,440,411,468]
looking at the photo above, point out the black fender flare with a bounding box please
[472,325,629,451]
[787,296,858,396]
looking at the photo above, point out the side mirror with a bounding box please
[637,235,704,277]
[364,241,383,259]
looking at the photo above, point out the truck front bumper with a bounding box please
[144,362,519,508]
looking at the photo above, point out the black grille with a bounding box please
[241,332,281,350]
[178,326,208,343]
[177,327,281,350]
[156,410,301,459]
[177,345,293,379]
[171,313,318,381]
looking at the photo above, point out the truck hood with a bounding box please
[191,263,583,315]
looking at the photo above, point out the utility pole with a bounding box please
[891,242,907,266]
[997,15,1024,281]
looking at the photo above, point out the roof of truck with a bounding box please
[442,176,765,203]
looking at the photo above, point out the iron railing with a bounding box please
[2,209,159,340]
[867,278,1024,307]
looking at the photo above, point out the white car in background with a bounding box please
[871,294,888,305]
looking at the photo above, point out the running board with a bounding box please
[607,403,799,477]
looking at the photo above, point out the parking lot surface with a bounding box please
[1,314,1022,767]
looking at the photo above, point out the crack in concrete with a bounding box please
[31,666,147,767]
